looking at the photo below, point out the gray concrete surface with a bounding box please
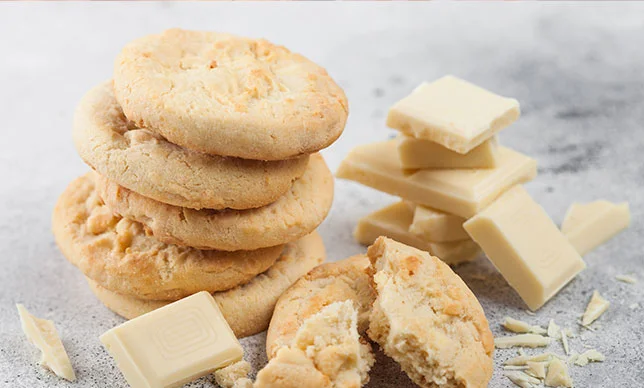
[1,2,643,387]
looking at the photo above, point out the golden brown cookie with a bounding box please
[265,255,376,359]
[53,173,283,300]
[86,232,325,338]
[366,237,494,388]
[113,29,348,161]
[94,153,333,251]
[73,81,308,210]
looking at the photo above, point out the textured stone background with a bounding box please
[1,2,643,387]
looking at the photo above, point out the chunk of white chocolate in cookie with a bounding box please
[354,201,480,265]
[366,237,494,388]
[16,305,75,381]
[464,185,586,311]
[387,76,520,154]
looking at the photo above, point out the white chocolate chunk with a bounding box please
[214,360,251,388]
[408,203,468,242]
[505,370,541,388]
[100,291,243,388]
[505,352,554,366]
[495,334,551,349]
[582,290,610,326]
[464,186,586,311]
[629,303,639,310]
[545,358,573,387]
[387,75,520,154]
[561,200,630,256]
[574,349,605,366]
[397,135,499,169]
[615,274,637,284]
[336,140,537,218]
[353,201,480,265]
[16,304,76,381]
[547,319,561,339]
[502,317,547,334]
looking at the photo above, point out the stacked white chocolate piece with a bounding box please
[338,75,536,265]
[338,75,598,311]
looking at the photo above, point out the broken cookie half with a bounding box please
[366,237,494,388]
[255,301,374,388]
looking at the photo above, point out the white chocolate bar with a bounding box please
[397,135,499,169]
[337,140,537,218]
[100,291,243,388]
[354,201,480,265]
[464,186,585,310]
[387,75,520,154]
[561,200,630,256]
[407,202,468,242]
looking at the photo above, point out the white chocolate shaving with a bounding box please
[505,352,554,366]
[502,317,547,334]
[615,274,637,284]
[545,358,573,387]
[561,327,570,355]
[574,349,605,366]
[504,365,529,370]
[547,319,561,339]
[16,304,76,381]
[495,334,551,349]
[505,370,541,388]
[582,290,610,326]
[526,361,547,379]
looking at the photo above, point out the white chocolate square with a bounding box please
[464,186,586,311]
[407,202,468,242]
[336,140,537,218]
[354,201,480,265]
[100,291,243,388]
[387,76,519,154]
[561,200,630,256]
[397,135,499,169]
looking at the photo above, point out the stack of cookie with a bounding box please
[53,29,347,338]
[338,75,537,265]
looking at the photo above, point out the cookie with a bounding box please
[73,81,308,210]
[53,173,283,300]
[113,29,348,161]
[86,232,325,338]
[94,153,333,251]
[255,301,374,388]
[366,237,494,388]
[265,255,376,359]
